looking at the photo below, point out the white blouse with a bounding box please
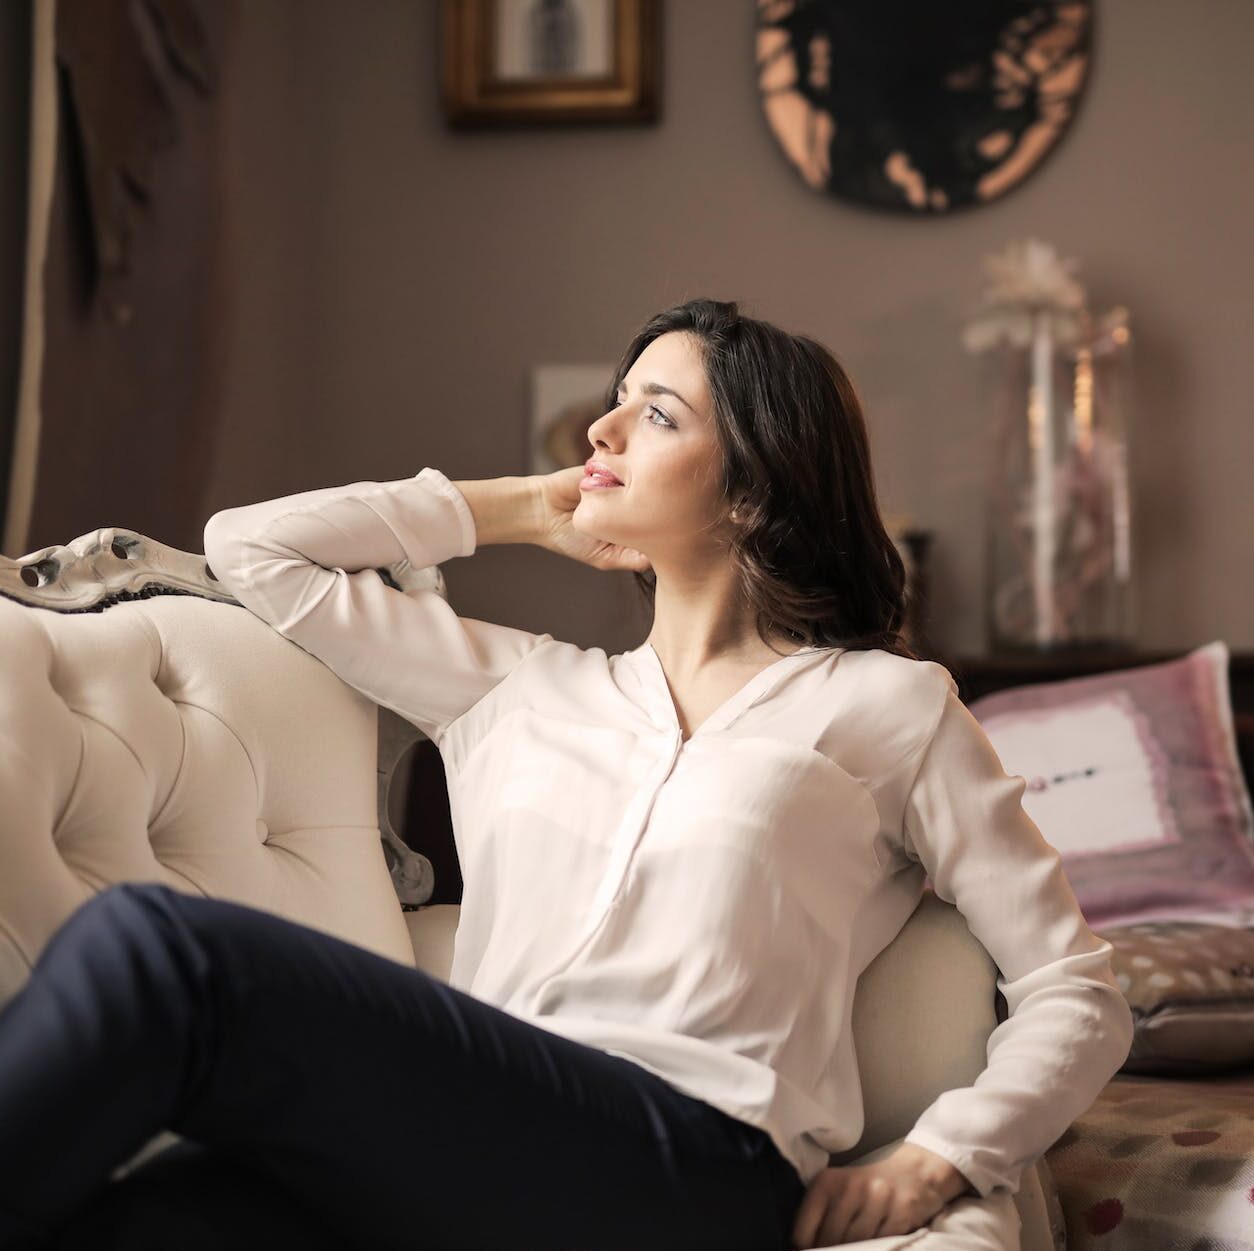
[203,466,1135,1199]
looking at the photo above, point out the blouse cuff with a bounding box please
[413,466,477,559]
[900,1126,1012,1201]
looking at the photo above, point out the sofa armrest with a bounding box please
[0,524,440,1006]
[2,523,443,908]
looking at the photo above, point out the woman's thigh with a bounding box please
[50,1138,344,1251]
[31,883,807,1251]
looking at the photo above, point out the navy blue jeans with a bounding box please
[0,883,806,1250]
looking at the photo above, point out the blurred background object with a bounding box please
[965,237,1136,653]
[3,0,233,560]
[755,0,1092,212]
[2,0,1250,662]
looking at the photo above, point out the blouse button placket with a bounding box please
[589,726,684,916]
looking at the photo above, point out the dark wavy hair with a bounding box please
[606,298,921,661]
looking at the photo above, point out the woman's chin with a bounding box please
[571,513,620,546]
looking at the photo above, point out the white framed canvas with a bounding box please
[529,363,614,475]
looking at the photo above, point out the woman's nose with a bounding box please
[587,409,621,450]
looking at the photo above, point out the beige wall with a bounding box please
[205,0,1254,658]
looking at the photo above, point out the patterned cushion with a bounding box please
[1044,1072,1254,1250]
[1095,920,1254,1074]
[968,641,1254,929]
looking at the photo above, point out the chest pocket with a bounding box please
[642,736,886,930]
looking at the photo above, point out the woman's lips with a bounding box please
[579,474,624,490]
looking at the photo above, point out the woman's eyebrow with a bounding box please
[616,379,698,416]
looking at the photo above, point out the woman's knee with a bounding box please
[76,880,188,917]
[49,881,177,939]
[37,881,212,983]
[74,882,205,941]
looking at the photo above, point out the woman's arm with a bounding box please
[450,476,545,546]
[896,678,1136,1199]
[202,467,554,746]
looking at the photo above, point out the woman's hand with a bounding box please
[532,465,652,573]
[790,1144,972,1247]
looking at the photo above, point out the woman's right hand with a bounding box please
[532,465,652,574]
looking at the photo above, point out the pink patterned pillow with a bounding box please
[967,641,1254,929]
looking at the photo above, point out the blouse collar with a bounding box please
[628,642,833,741]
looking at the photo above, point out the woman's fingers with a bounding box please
[790,1173,833,1248]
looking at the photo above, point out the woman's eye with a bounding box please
[610,396,675,430]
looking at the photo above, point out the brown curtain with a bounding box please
[0,2,32,537]
[24,0,235,555]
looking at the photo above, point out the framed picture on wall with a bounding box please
[529,364,615,474]
[441,0,661,127]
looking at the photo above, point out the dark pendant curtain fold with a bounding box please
[24,0,235,556]
[0,1,32,544]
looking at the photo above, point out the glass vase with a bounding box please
[984,307,1135,652]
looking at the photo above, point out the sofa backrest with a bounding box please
[0,591,416,1006]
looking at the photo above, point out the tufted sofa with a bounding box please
[0,525,1064,1250]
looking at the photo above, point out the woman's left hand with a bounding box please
[789,1143,972,1247]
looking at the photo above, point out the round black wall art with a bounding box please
[755,0,1093,213]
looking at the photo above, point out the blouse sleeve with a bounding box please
[202,466,553,746]
[897,679,1136,1200]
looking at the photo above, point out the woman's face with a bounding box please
[575,331,729,566]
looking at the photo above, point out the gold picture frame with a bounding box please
[441,0,661,127]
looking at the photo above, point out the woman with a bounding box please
[0,298,1134,1250]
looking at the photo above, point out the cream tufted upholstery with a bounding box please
[0,582,1064,1249]
[0,591,416,1004]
